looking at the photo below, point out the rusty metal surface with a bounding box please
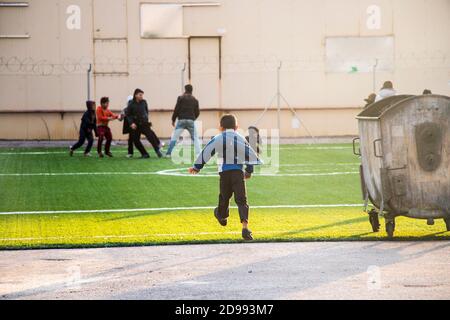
[415,122,443,172]
[357,95,450,220]
[357,95,413,118]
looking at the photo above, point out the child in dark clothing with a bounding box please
[70,101,97,157]
[189,114,262,241]
[246,126,262,155]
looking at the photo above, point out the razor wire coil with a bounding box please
[0,53,449,76]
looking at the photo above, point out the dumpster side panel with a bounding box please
[359,119,384,208]
[381,95,450,218]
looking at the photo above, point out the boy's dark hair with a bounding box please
[100,97,109,105]
[185,84,193,94]
[220,114,237,129]
[133,88,144,99]
[86,100,95,110]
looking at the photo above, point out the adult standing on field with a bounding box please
[126,88,163,159]
[166,84,201,157]
[96,97,119,158]
[120,95,134,158]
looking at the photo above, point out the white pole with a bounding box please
[181,63,186,94]
[87,64,92,100]
[372,59,379,93]
[277,61,282,133]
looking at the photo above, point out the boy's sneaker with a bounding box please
[126,154,133,158]
[242,228,254,241]
[214,208,228,227]
[141,154,150,159]
[106,152,113,158]
[69,147,74,157]
[98,152,104,158]
[84,153,92,157]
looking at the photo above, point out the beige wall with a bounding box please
[0,0,449,140]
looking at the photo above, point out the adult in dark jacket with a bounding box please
[70,101,97,157]
[166,84,201,157]
[126,88,163,158]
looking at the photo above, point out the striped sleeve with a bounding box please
[193,136,217,171]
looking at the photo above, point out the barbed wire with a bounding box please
[0,53,449,76]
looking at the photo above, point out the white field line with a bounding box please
[280,146,353,150]
[0,204,362,216]
[0,171,159,177]
[0,163,360,177]
[0,151,129,155]
[0,171,359,177]
[155,168,358,177]
[0,151,68,155]
[0,146,353,156]
[254,172,358,177]
[280,163,359,167]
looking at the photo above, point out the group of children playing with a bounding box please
[69,90,262,241]
[70,89,163,159]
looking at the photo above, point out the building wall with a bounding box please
[0,0,449,140]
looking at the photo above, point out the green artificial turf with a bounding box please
[0,144,448,249]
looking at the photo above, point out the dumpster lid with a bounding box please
[356,95,414,119]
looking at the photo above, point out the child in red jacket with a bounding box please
[96,97,119,158]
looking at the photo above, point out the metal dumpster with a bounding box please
[354,94,450,237]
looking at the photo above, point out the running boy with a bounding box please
[70,100,97,157]
[188,114,262,241]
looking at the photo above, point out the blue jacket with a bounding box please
[194,130,262,173]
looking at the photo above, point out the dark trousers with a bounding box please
[97,126,112,154]
[131,123,161,156]
[72,129,94,154]
[217,170,249,223]
[128,135,134,155]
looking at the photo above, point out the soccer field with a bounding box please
[0,144,448,249]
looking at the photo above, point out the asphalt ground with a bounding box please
[1,241,449,300]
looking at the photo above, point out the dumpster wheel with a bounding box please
[385,220,395,239]
[445,218,450,232]
[368,209,380,232]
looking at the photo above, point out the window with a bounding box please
[140,4,184,38]
[325,36,394,73]
[0,2,29,38]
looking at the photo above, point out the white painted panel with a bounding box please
[190,38,219,108]
[93,0,127,38]
[326,36,395,73]
[94,41,128,73]
[140,4,183,38]
[0,7,27,35]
